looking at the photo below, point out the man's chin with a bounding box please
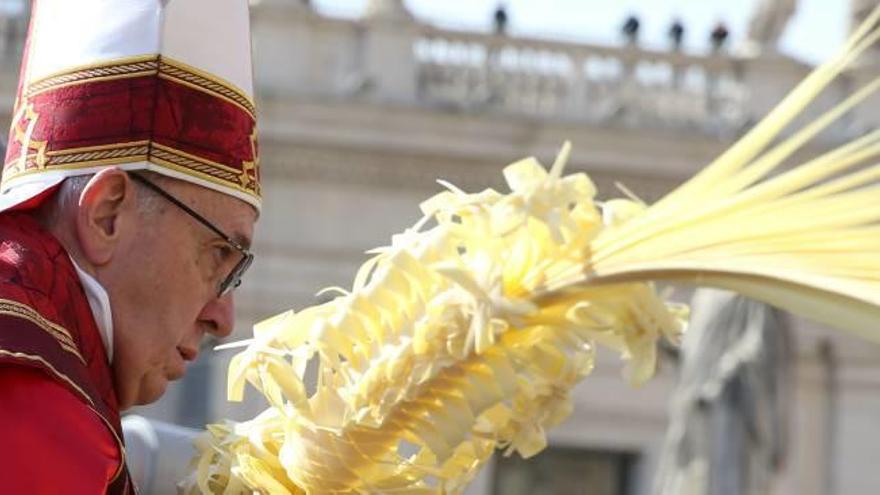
[133,376,171,407]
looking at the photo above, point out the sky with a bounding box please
[312,0,852,65]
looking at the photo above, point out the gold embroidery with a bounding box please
[21,54,255,121]
[26,55,160,98]
[158,57,256,119]
[47,143,151,166]
[47,140,151,155]
[2,142,150,182]
[239,129,259,194]
[3,141,260,201]
[0,299,85,364]
[148,147,259,197]
[151,142,241,175]
[8,102,48,174]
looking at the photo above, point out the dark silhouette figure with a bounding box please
[622,15,640,45]
[710,22,730,53]
[669,18,685,51]
[494,4,508,35]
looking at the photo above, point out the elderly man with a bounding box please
[0,1,260,493]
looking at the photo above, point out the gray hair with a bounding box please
[36,172,167,228]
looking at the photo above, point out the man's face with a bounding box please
[99,177,257,410]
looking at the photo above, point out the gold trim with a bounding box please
[4,141,150,181]
[47,140,151,155]
[151,142,241,175]
[91,405,128,482]
[21,54,256,120]
[29,71,159,99]
[240,129,259,191]
[0,299,85,364]
[150,143,260,196]
[8,102,48,175]
[4,154,150,179]
[149,150,237,182]
[4,142,260,200]
[156,72,255,121]
[149,155,260,197]
[0,349,94,406]
[26,56,160,98]
[160,56,254,106]
[47,145,150,166]
[159,57,255,115]
[26,54,158,86]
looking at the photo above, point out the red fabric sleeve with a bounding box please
[0,366,121,494]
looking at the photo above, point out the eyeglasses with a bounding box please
[129,173,254,297]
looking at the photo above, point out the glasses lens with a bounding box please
[218,252,254,297]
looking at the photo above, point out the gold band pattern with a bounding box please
[0,299,85,363]
[5,141,259,198]
[150,143,261,196]
[23,55,256,121]
[159,58,256,120]
[47,143,151,166]
[26,56,160,98]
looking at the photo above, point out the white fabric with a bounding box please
[70,257,114,363]
[26,0,253,98]
[162,0,255,97]
[0,175,65,211]
[27,0,162,83]
[122,416,200,495]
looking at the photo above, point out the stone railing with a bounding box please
[414,26,749,132]
[247,4,876,142]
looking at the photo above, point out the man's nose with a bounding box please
[198,292,235,338]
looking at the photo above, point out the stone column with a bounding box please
[740,0,799,56]
[776,341,837,495]
[249,0,317,96]
[362,0,418,103]
[736,55,812,128]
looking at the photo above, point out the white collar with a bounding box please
[69,257,114,363]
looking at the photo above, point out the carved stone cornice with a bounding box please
[260,141,684,202]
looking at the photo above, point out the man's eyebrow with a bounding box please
[231,232,252,250]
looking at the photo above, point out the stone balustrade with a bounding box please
[414,26,749,133]
[245,3,876,141]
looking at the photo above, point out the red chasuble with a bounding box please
[0,212,135,494]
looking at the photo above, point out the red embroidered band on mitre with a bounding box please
[3,55,260,202]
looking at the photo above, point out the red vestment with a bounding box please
[0,212,134,494]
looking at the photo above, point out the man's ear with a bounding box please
[75,168,137,266]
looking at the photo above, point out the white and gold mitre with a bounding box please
[1,0,260,212]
